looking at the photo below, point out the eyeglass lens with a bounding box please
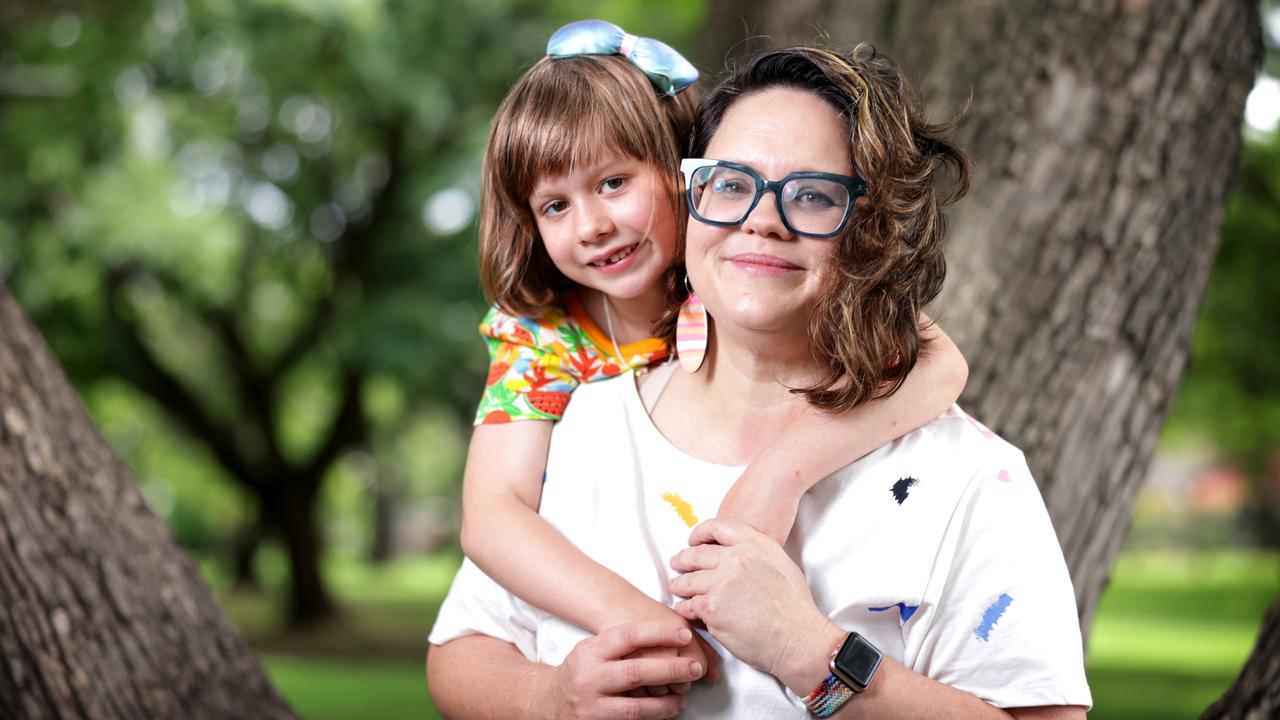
[688,166,851,236]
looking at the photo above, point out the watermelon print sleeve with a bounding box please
[473,306,580,425]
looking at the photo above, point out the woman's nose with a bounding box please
[741,193,793,240]
[575,199,614,243]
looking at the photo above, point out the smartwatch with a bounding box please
[802,632,882,717]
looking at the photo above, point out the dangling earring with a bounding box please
[676,276,708,373]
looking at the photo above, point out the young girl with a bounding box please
[461,19,968,692]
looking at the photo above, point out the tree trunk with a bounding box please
[1203,597,1280,719]
[370,470,398,565]
[262,485,335,627]
[700,0,1260,633]
[0,283,297,720]
[229,520,266,592]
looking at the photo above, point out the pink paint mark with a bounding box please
[997,469,1011,483]
[964,413,997,439]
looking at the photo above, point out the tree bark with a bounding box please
[1202,596,1280,719]
[0,283,296,720]
[700,0,1260,633]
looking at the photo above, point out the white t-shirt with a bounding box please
[430,367,1092,716]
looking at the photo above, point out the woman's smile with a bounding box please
[727,251,802,277]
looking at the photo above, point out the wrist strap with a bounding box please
[802,673,855,718]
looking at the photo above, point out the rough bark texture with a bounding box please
[0,283,296,720]
[701,0,1260,634]
[1203,597,1280,719]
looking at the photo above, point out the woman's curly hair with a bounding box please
[659,44,970,413]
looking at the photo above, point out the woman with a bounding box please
[427,46,1091,719]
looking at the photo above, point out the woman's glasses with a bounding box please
[680,159,866,238]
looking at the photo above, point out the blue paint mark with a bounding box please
[974,593,1013,641]
[890,477,918,505]
[869,602,920,624]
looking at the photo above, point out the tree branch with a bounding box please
[103,265,267,494]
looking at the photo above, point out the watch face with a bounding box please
[833,633,882,691]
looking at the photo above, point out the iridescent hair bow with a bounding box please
[546,19,699,96]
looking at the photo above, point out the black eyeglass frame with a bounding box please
[680,158,868,239]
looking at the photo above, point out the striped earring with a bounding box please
[676,279,708,373]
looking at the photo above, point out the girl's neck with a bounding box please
[579,287,666,344]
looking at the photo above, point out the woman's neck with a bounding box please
[651,325,820,466]
[579,287,666,344]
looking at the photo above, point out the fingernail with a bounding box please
[690,661,703,676]
[677,628,692,642]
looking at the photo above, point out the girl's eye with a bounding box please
[542,200,569,217]
[602,176,627,192]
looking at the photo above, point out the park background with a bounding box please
[1,0,1278,718]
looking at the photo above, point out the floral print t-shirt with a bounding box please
[473,293,669,425]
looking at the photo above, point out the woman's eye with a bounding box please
[602,176,627,192]
[795,188,836,207]
[543,200,568,217]
[711,178,750,195]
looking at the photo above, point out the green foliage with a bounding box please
[1165,126,1280,481]
[0,0,706,561]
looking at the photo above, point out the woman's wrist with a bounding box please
[775,617,847,696]
[522,662,562,720]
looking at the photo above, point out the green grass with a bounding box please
[216,549,1279,719]
[1084,550,1279,719]
[262,654,438,720]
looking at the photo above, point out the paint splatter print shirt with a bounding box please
[472,294,668,425]
[434,366,1092,716]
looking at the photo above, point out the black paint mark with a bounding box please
[890,477,918,505]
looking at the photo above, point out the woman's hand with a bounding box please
[600,597,719,697]
[544,621,707,720]
[668,519,835,688]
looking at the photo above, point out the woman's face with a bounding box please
[685,87,853,337]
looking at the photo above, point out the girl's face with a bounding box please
[529,153,678,303]
[685,87,851,337]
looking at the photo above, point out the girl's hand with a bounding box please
[545,622,705,720]
[668,519,833,686]
[715,473,801,545]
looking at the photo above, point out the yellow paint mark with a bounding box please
[661,492,698,528]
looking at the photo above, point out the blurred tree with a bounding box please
[0,284,296,720]
[702,0,1261,633]
[0,0,703,627]
[1166,127,1280,547]
[1204,596,1280,718]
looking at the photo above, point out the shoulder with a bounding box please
[806,406,1032,526]
[842,405,1026,484]
[480,302,576,348]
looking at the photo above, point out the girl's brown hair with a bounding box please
[662,44,970,413]
[478,55,698,317]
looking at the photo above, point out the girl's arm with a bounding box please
[461,422,688,634]
[717,316,968,543]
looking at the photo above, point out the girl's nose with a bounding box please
[575,198,614,243]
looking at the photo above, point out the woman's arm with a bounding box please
[668,520,1086,720]
[717,317,968,543]
[776,626,1086,720]
[427,624,703,720]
